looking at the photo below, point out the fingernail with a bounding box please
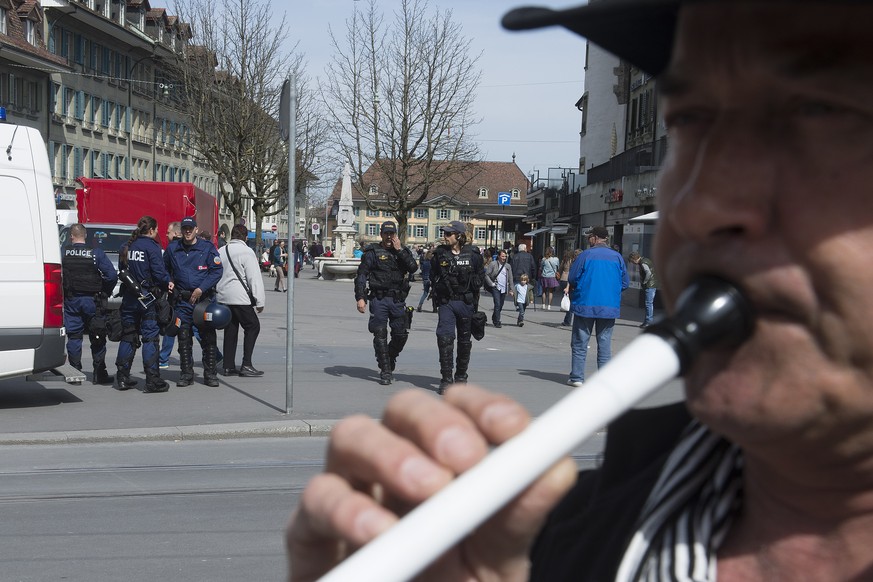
[399,455,444,492]
[435,426,479,468]
[354,508,394,539]
[481,402,526,433]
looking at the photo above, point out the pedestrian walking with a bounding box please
[164,216,224,387]
[627,251,659,328]
[61,223,118,385]
[416,250,433,312]
[484,249,513,327]
[539,247,560,309]
[354,221,419,385]
[430,220,485,394]
[510,242,536,283]
[514,273,532,327]
[217,224,266,377]
[115,215,171,392]
[272,240,287,291]
[559,249,579,327]
[567,226,629,386]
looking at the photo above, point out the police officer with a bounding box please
[115,215,171,392]
[62,223,118,385]
[430,220,485,394]
[354,221,418,385]
[164,216,223,387]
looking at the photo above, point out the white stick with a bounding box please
[318,333,681,582]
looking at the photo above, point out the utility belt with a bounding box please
[369,288,406,301]
[438,291,474,305]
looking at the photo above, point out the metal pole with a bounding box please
[286,76,297,414]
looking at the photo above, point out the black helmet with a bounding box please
[192,301,232,330]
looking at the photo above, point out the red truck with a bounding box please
[74,178,219,248]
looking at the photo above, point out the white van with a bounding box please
[0,119,66,379]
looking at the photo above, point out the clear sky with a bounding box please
[286,0,587,182]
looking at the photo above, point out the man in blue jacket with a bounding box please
[567,226,628,386]
[165,216,223,387]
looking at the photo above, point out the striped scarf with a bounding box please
[615,421,744,581]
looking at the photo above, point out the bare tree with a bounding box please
[172,0,329,248]
[321,0,482,242]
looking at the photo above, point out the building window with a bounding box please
[511,189,520,199]
[366,223,378,236]
[437,208,450,220]
[25,20,36,45]
[475,227,486,240]
[352,206,360,216]
[478,188,488,199]
[435,226,443,239]
[366,209,379,217]
[369,184,378,195]
[414,208,427,219]
[414,225,426,238]
[0,9,6,35]
[460,210,473,222]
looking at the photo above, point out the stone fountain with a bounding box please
[318,163,361,281]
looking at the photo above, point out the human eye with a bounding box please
[784,96,853,118]
[662,105,715,133]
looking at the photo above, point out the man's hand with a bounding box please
[390,234,402,251]
[285,385,577,582]
[356,298,366,313]
[256,307,264,313]
[189,288,203,304]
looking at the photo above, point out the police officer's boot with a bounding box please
[203,343,220,387]
[373,328,392,385]
[92,339,113,385]
[143,338,168,393]
[387,329,409,373]
[455,338,472,384]
[92,363,114,385]
[69,358,82,372]
[177,324,195,387]
[437,335,455,395]
[113,352,137,391]
[144,367,169,393]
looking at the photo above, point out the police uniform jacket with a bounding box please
[62,243,118,297]
[354,243,418,302]
[124,236,170,292]
[430,244,485,303]
[164,238,223,294]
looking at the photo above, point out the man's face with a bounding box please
[498,251,506,263]
[442,230,457,244]
[181,226,197,243]
[381,230,396,246]
[654,3,873,444]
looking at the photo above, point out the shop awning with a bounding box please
[523,227,549,236]
[629,211,659,222]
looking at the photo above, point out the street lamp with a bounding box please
[127,52,159,180]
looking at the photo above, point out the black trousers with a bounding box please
[223,304,261,367]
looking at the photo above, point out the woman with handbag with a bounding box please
[217,224,266,377]
[540,247,560,309]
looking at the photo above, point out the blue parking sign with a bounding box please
[497,192,511,205]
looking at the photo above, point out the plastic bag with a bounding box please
[560,294,571,312]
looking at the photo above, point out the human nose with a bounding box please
[661,114,776,242]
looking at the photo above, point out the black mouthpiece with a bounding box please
[645,276,755,374]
